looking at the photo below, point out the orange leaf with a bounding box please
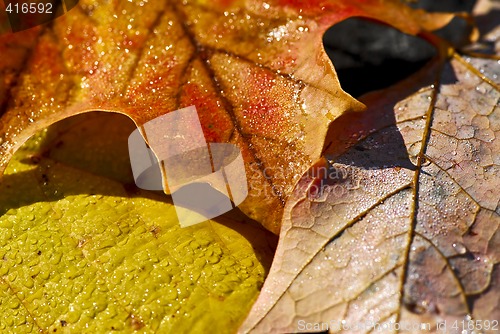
[0,0,454,233]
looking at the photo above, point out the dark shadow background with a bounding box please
[323,0,477,97]
[320,0,477,173]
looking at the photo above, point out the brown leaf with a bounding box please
[0,0,454,233]
[241,40,499,333]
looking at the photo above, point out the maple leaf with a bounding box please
[0,0,455,234]
[240,23,499,334]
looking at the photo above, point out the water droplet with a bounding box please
[66,304,81,323]
[22,277,34,288]
[453,242,467,255]
[8,299,20,309]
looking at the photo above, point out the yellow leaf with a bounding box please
[0,112,277,333]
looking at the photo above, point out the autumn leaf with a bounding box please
[240,25,499,334]
[0,1,487,333]
[0,0,455,234]
[0,112,277,333]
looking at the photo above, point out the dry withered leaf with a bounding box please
[240,40,499,333]
[0,0,455,233]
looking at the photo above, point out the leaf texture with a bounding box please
[0,112,277,333]
[0,0,454,233]
[240,42,500,333]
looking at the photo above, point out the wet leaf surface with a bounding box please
[0,112,277,333]
[0,0,454,233]
[241,40,499,334]
[0,1,493,333]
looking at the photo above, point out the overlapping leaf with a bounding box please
[241,33,499,333]
[0,112,277,333]
[0,0,454,233]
